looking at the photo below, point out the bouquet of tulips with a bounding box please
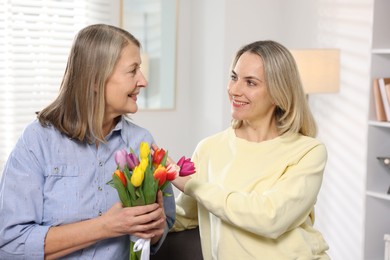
[107,142,195,260]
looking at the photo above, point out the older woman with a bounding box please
[0,24,175,260]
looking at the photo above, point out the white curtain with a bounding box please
[0,0,116,176]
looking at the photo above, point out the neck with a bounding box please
[235,119,279,142]
[102,116,119,137]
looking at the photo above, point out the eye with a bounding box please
[129,67,138,76]
[129,66,140,76]
[230,74,237,81]
[247,80,256,86]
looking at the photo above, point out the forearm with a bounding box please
[44,217,109,259]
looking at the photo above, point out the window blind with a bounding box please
[0,0,115,176]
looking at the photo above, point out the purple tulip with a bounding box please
[126,153,140,170]
[177,156,196,176]
[114,149,128,169]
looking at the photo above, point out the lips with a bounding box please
[233,100,247,105]
[232,98,249,107]
[128,92,139,100]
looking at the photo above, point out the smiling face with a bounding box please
[104,43,147,120]
[228,51,276,126]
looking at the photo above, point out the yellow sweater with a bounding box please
[174,127,330,260]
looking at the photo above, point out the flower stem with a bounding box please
[130,240,141,260]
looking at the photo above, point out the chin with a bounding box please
[129,108,138,114]
[127,103,139,113]
[231,111,243,120]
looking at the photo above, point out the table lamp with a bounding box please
[290,49,340,94]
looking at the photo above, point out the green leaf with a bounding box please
[112,174,132,207]
[162,191,173,197]
[161,150,169,166]
[143,164,158,205]
[133,187,146,206]
[106,179,115,188]
[124,167,137,202]
[159,181,169,192]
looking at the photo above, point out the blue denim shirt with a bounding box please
[0,116,175,259]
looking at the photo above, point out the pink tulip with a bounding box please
[166,163,180,181]
[114,149,128,169]
[177,156,196,176]
[126,153,139,170]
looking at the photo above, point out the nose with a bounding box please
[228,80,241,96]
[137,71,148,88]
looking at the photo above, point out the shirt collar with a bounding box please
[112,115,132,147]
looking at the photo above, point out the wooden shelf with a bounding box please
[368,121,390,127]
[372,49,390,54]
[365,1,390,259]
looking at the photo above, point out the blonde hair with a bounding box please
[231,40,317,137]
[38,24,140,143]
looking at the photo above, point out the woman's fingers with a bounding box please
[152,143,175,164]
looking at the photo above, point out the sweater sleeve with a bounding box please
[184,143,327,239]
[171,150,200,232]
[171,192,199,232]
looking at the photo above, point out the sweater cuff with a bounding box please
[183,178,201,198]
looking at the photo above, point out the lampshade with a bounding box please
[290,49,340,94]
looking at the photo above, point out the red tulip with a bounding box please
[153,165,167,187]
[152,148,166,168]
[114,169,127,187]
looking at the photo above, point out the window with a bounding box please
[0,0,116,176]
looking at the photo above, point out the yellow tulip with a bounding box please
[139,157,148,172]
[140,142,150,160]
[131,165,145,187]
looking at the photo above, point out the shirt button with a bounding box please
[99,161,104,167]
[98,186,102,191]
[98,211,102,216]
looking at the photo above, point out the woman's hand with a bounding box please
[151,143,192,192]
[171,175,191,192]
[150,190,166,244]
[102,200,165,240]
[44,195,166,259]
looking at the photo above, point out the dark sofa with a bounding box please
[151,227,203,260]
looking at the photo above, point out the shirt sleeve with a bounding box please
[184,143,327,239]
[149,181,176,254]
[0,127,49,259]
